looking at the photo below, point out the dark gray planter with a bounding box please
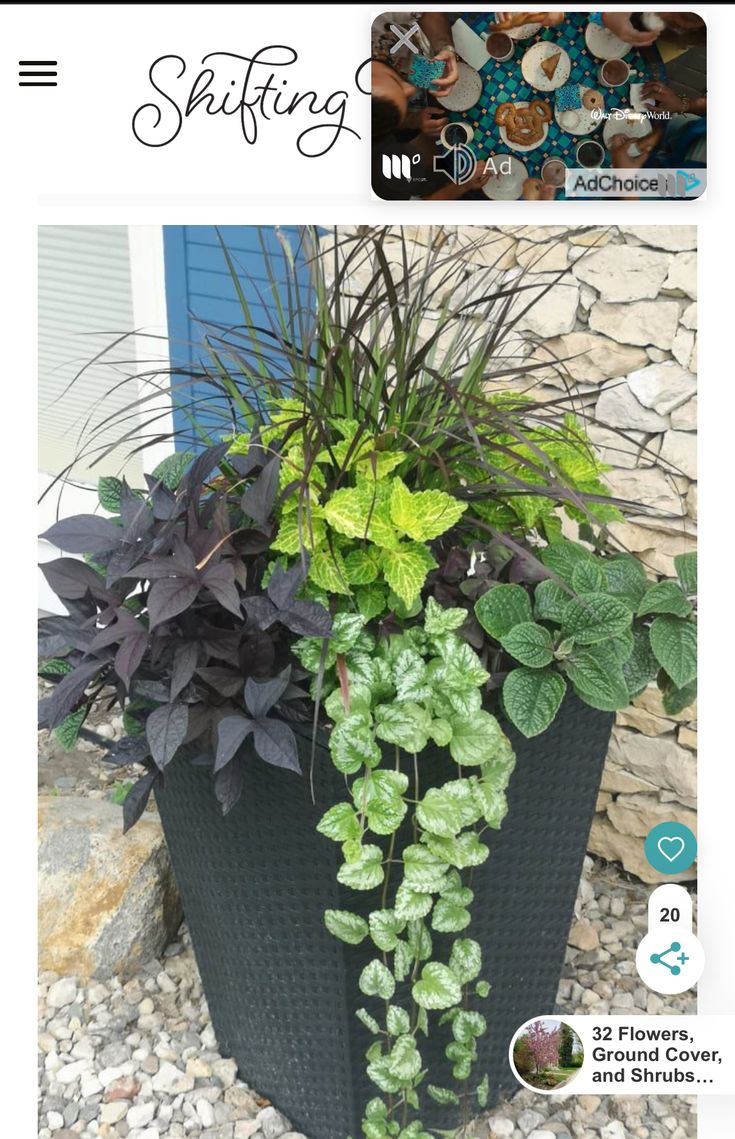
[155,694,613,1139]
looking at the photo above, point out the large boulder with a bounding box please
[38,796,181,978]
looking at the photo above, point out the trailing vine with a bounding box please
[295,599,516,1138]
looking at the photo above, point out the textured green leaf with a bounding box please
[571,559,605,593]
[474,584,532,640]
[324,909,369,945]
[386,1006,411,1037]
[343,549,379,585]
[316,802,362,842]
[423,831,488,870]
[152,450,193,489]
[389,478,466,541]
[453,1010,487,1044]
[502,667,566,738]
[500,621,554,668]
[337,844,384,891]
[427,1086,460,1106]
[661,675,697,716]
[476,980,491,998]
[330,715,381,774]
[98,475,123,513]
[355,583,389,622]
[402,844,450,891]
[429,718,453,748]
[369,909,405,952]
[476,1073,489,1108]
[413,963,462,1010]
[308,547,351,595]
[622,625,660,699]
[356,1007,382,1035]
[449,938,482,983]
[323,487,370,539]
[374,702,431,752]
[561,592,633,645]
[330,613,367,653]
[434,639,489,691]
[449,711,508,767]
[637,580,692,619]
[394,882,434,921]
[360,959,396,1001]
[38,658,74,677]
[386,1034,422,1082]
[675,551,697,595]
[365,794,407,837]
[382,543,436,607]
[271,512,326,555]
[649,615,697,688]
[393,939,413,982]
[540,539,595,585]
[366,1055,402,1094]
[566,647,629,711]
[393,649,430,702]
[431,897,471,933]
[423,597,467,637]
[440,781,484,827]
[416,787,463,838]
[533,579,570,623]
[53,707,87,751]
[601,554,649,608]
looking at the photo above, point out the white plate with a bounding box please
[482,154,529,199]
[497,100,551,153]
[554,86,605,136]
[436,61,483,112]
[521,42,571,91]
[506,20,541,41]
[585,21,632,61]
[603,107,653,150]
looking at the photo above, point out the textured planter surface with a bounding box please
[155,694,613,1139]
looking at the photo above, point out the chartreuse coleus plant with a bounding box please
[473,538,697,739]
[231,406,467,615]
[292,599,515,1138]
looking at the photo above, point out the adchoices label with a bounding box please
[566,168,705,199]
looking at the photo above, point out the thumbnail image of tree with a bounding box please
[512,1019,583,1090]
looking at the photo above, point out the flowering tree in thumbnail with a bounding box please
[524,1021,561,1075]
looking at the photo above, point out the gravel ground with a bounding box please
[38,856,697,1139]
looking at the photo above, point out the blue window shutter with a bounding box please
[162,225,312,450]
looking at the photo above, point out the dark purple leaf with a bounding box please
[122,771,159,833]
[240,457,280,526]
[41,658,105,729]
[133,679,169,703]
[40,558,108,601]
[105,545,145,585]
[104,735,151,766]
[184,442,230,494]
[244,667,292,719]
[146,702,189,769]
[90,608,146,651]
[214,752,246,815]
[267,559,307,609]
[239,629,276,678]
[280,600,332,637]
[41,515,122,555]
[215,714,254,772]
[171,642,199,701]
[120,481,155,542]
[148,576,200,629]
[39,614,98,654]
[253,717,300,773]
[201,562,242,618]
[115,635,149,691]
[242,595,277,629]
[182,703,213,743]
[195,667,244,698]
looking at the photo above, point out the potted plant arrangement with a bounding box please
[39,227,697,1139]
